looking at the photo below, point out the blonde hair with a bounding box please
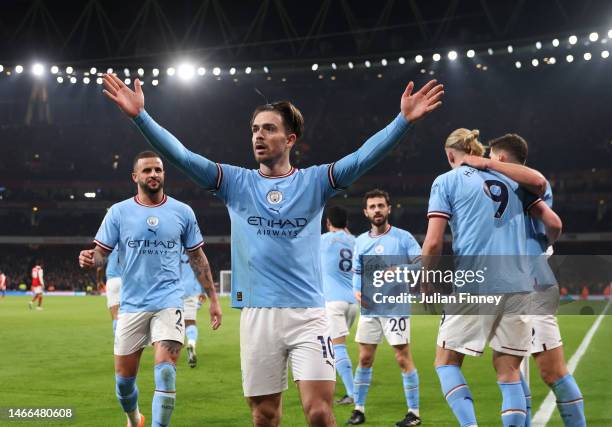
[445,128,485,157]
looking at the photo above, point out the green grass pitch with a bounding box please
[0,296,610,426]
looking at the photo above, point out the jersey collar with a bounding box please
[258,167,296,179]
[134,194,167,207]
[368,224,392,238]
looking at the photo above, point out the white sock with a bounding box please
[188,339,196,348]
[410,408,420,417]
[355,405,365,413]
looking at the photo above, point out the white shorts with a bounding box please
[531,315,563,354]
[240,307,336,397]
[183,295,200,321]
[326,301,358,339]
[106,277,122,308]
[114,307,185,356]
[32,286,43,295]
[355,316,410,346]
[437,311,532,357]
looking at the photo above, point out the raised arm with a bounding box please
[528,202,563,245]
[187,247,222,330]
[332,80,444,189]
[462,155,547,197]
[102,74,220,189]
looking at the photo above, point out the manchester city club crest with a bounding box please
[266,190,283,204]
[147,216,159,227]
[375,244,385,254]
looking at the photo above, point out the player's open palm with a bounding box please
[401,79,444,123]
[102,73,144,118]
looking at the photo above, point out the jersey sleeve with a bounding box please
[403,232,423,261]
[94,205,120,251]
[520,187,543,213]
[132,110,222,190]
[182,206,205,252]
[427,174,453,220]
[352,239,362,293]
[212,163,248,205]
[330,114,411,190]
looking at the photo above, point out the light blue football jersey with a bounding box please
[320,230,356,303]
[526,180,557,287]
[105,247,121,279]
[427,166,540,293]
[94,195,204,313]
[133,110,412,308]
[180,248,201,298]
[352,226,422,293]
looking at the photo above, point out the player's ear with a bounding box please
[131,172,138,183]
[286,133,297,149]
[447,150,455,165]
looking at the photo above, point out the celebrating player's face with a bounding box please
[251,111,294,165]
[364,196,391,226]
[133,157,165,194]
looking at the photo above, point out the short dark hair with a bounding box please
[488,133,528,164]
[250,101,304,140]
[326,206,348,228]
[363,189,391,208]
[133,150,161,170]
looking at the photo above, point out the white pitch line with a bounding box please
[532,299,611,426]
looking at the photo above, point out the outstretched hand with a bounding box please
[102,74,144,118]
[401,79,444,123]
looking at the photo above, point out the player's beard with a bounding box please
[369,213,388,226]
[140,178,163,195]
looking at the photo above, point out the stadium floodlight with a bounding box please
[166,67,175,76]
[152,68,159,77]
[197,67,206,76]
[66,66,74,74]
[57,76,63,83]
[32,63,45,77]
[152,79,159,86]
[548,57,556,64]
[50,65,59,74]
[398,57,406,64]
[96,77,103,84]
[244,66,252,74]
[569,35,577,45]
[466,49,475,58]
[331,62,338,69]
[15,65,24,74]
[90,67,97,74]
[84,192,96,198]
[609,29,612,39]
[70,76,77,84]
[535,41,542,50]
[212,67,221,76]
[123,68,130,76]
[531,58,539,67]
[432,53,441,61]
[584,52,592,61]
[178,63,195,80]
[364,60,371,68]
[515,61,522,69]
[263,66,269,73]
[124,78,131,85]
[381,58,388,66]
[106,67,113,74]
[507,45,513,53]
[602,50,610,59]
[552,38,560,47]
[415,54,423,63]
[137,68,144,76]
[347,61,354,69]
[83,77,90,84]
[448,51,458,61]
[566,54,574,63]
[589,32,599,42]
[487,48,494,55]
[0,65,4,72]
[229,67,236,75]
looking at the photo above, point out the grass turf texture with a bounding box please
[0,296,610,426]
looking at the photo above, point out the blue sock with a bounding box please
[402,369,419,413]
[152,362,176,427]
[112,319,117,336]
[354,367,372,409]
[185,324,198,344]
[552,374,586,427]
[498,381,527,427]
[520,373,531,427]
[436,365,477,427]
[333,344,354,398]
[116,375,139,412]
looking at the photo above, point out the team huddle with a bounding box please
[74,72,585,427]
